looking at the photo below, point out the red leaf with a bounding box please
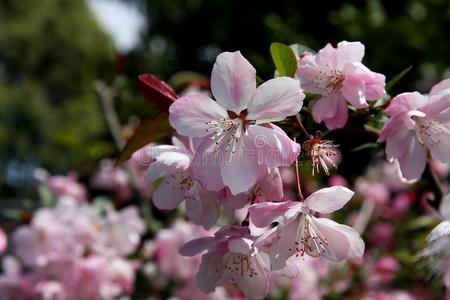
[138,74,178,112]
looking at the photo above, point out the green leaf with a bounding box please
[386,65,413,92]
[350,142,380,152]
[270,42,297,78]
[289,43,315,59]
[115,114,173,165]
[38,185,56,207]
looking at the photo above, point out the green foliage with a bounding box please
[270,42,297,77]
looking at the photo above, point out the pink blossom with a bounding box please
[368,222,394,250]
[378,78,450,180]
[355,178,390,205]
[145,137,221,229]
[169,51,304,195]
[179,225,272,299]
[47,173,87,203]
[0,228,7,255]
[249,186,364,270]
[90,159,134,202]
[153,220,210,280]
[297,41,385,129]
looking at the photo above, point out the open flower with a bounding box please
[297,41,385,129]
[378,78,450,180]
[179,225,270,299]
[249,186,364,270]
[169,51,304,195]
[145,137,220,229]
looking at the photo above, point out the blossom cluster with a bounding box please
[0,197,145,299]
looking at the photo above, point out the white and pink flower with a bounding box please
[249,186,364,270]
[378,78,450,180]
[297,41,385,129]
[169,51,304,195]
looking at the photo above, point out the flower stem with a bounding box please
[294,113,313,139]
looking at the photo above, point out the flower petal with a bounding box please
[144,151,191,181]
[179,237,218,256]
[397,137,427,181]
[316,43,338,69]
[196,247,228,293]
[323,97,349,130]
[249,201,299,228]
[336,41,365,67]
[236,255,269,300]
[246,124,300,168]
[259,168,284,201]
[309,217,351,261]
[152,171,190,210]
[192,139,226,192]
[430,78,450,97]
[247,77,304,123]
[296,55,324,94]
[185,184,220,230]
[440,194,450,220]
[169,94,229,137]
[227,237,254,255]
[311,93,340,122]
[304,186,354,214]
[385,92,427,117]
[211,51,256,113]
[270,218,301,270]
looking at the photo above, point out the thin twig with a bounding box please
[294,113,313,139]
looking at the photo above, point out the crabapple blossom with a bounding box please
[297,41,385,129]
[249,186,364,270]
[302,131,341,175]
[47,173,88,203]
[145,137,222,229]
[378,78,450,180]
[169,51,304,195]
[179,225,271,299]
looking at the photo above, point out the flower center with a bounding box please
[288,214,328,257]
[204,111,255,154]
[224,254,258,278]
[314,69,345,95]
[413,118,447,147]
[303,132,340,175]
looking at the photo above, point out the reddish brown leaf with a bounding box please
[115,114,173,165]
[138,74,178,112]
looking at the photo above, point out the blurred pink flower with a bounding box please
[90,159,133,202]
[355,178,390,205]
[378,79,450,180]
[250,186,364,270]
[169,51,303,195]
[47,173,87,203]
[153,220,210,280]
[297,41,385,129]
[368,222,394,250]
[0,228,7,255]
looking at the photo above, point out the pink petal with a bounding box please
[296,55,324,94]
[259,168,284,201]
[351,63,386,100]
[385,92,427,117]
[196,247,228,293]
[211,51,256,113]
[421,93,450,121]
[169,94,228,137]
[310,217,351,261]
[269,218,300,270]
[316,43,338,69]
[220,137,266,195]
[144,151,191,181]
[304,186,354,214]
[439,194,450,220]
[397,136,427,181]
[336,41,365,67]
[330,222,365,259]
[152,172,189,210]
[247,77,304,123]
[246,124,300,168]
[249,201,299,228]
[383,120,415,160]
[323,97,349,130]
[214,225,250,239]
[179,237,218,256]
[149,145,189,158]
[426,123,450,162]
[192,139,226,192]
[185,184,220,230]
[227,237,253,254]
[236,255,269,300]
[430,78,450,97]
[342,63,368,109]
[311,93,340,123]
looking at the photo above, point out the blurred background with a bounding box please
[0,0,450,299]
